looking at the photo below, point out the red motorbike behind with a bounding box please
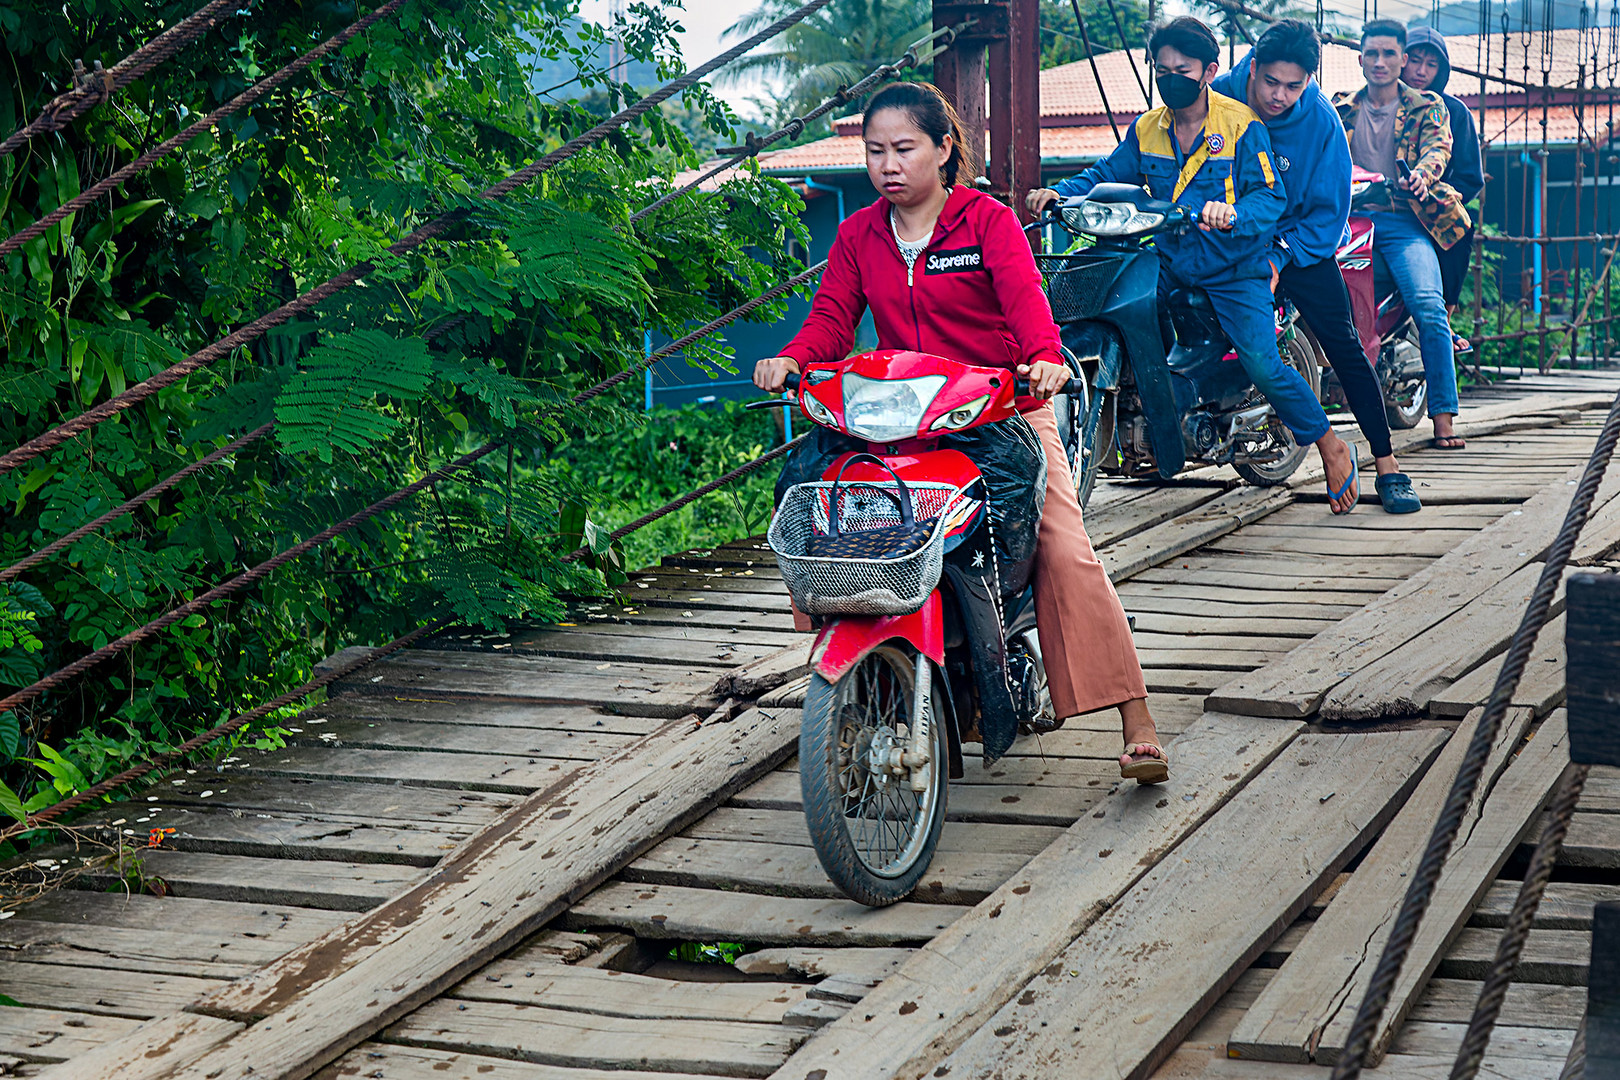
[766,349,1080,906]
[1317,166,1429,429]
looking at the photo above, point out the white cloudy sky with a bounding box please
[574,1,767,111]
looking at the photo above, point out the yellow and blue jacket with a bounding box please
[1053,90,1286,284]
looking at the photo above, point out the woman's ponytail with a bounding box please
[861,81,981,188]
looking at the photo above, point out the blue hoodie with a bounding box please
[1210,50,1351,270]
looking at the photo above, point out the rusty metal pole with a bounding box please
[934,0,989,187]
[1010,0,1041,231]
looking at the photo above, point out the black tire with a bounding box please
[1053,349,1109,509]
[1234,332,1321,487]
[1385,375,1428,430]
[800,648,947,907]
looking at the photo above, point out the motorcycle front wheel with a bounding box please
[1234,333,1321,487]
[800,646,948,907]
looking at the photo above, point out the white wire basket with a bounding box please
[767,480,966,616]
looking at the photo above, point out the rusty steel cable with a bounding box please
[564,433,808,562]
[0,0,404,258]
[628,19,970,225]
[0,441,505,716]
[1449,762,1591,1080]
[566,259,827,407]
[0,421,274,585]
[0,619,445,843]
[1,316,471,586]
[0,0,837,481]
[1331,386,1620,1079]
[1,258,824,714]
[0,0,243,159]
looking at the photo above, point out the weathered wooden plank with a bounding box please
[1522,810,1620,868]
[1411,978,1587,1029]
[47,707,799,1080]
[239,745,573,793]
[322,647,723,716]
[0,920,312,980]
[1117,580,1375,609]
[731,947,913,982]
[5,891,349,939]
[282,717,636,759]
[565,882,961,946]
[139,775,519,826]
[1132,553,1424,587]
[316,1043,713,1080]
[65,850,428,912]
[768,712,1302,1080]
[1208,469,1619,718]
[1232,711,1567,1066]
[713,642,810,699]
[1436,927,1591,984]
[1429,613,1568,718]
[731,768,1105,827]
[1203,532,1470,559]
[71,805,469,866]
[470,628,784,668]
[308,694,662,735]
[1473,879,1620,929]
[1388,1020,1576,1062]
[381,998,804,1078]
[1102,485,1295,582]
[0,1006,206,1065]
[932,729,1444,1080]
[625,836,1026,905]
[684,807,1063,854]
[1321,563,1548,720]
[0,960,224,1019]
[448,962,808,1023]
[1125,611,1328,638]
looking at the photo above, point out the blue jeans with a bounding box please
[1369,209,1460,418]
[1161,269,1332,445]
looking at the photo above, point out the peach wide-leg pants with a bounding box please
[1022,404,1147,718]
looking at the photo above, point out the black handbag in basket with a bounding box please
[805,455,937,560]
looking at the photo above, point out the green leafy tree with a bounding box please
[719,0,932,141]
[0,0,810,814]
[1039,0,1150,68]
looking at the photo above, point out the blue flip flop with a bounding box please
[1328,445,1359,515]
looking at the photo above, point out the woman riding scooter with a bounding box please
[753,81,1166,783]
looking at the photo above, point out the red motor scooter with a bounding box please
[766,349,1082,906]
[1316,166,1429,429]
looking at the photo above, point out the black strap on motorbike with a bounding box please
[825,453,914,536]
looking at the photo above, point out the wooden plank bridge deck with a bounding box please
[3,370,1620,1080]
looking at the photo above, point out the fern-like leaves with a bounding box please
[505,202,650,310]
[274,331,433,461]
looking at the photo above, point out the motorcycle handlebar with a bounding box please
[1015,375,1086,397]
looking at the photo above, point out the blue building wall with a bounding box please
[644,171,879,408]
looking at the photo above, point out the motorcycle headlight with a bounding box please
[842,373,947,442]
[928,393,991,432]
[1062,200,1165,237]
[801,392,837,427]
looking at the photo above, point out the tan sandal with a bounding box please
[1120,742,1169,785]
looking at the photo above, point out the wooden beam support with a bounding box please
[39,708,799,1080]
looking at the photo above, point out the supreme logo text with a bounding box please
[925,246,984,274]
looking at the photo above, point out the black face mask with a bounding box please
[1156,72,1204,110]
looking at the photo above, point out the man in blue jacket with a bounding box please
[1028,16,1356,511]
[1403,26,1484,354]
[1211,20,1420,512]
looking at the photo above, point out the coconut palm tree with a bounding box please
[719,0,933,133]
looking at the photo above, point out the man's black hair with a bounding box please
[1361,18,1407,49]
[1148,16,1220,67]
[1253,19,1322,72]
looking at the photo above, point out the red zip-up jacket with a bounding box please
[780,185,1064,376]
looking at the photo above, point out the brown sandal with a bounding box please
[1120,742,1169,785]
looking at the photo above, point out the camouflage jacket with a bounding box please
[1333,83,1471,249]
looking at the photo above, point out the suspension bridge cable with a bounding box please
[0,618,448,843]
[0,0,404,259]
[0,0,838,481]
[0,314,471,586]
[627,18,973,225]
[563,433,809,562]
[1330,386,1620,1079]
[0,0,244,159]
[0,259,826,716]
